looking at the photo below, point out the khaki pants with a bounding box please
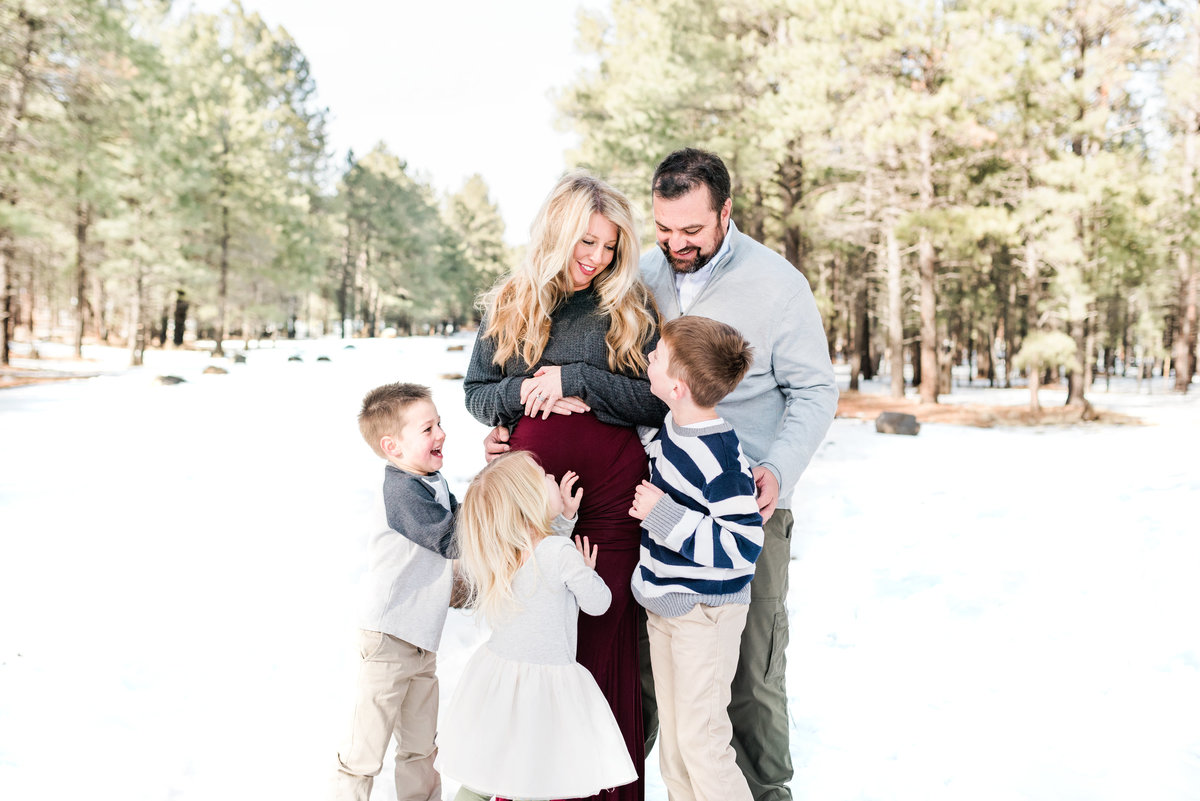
[647,603,752,801]
[641,510,796,801]
[332,630,440,801]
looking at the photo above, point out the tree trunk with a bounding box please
[984,324,997,386]
[856,281,871,384]
[777,145,805,275]
[130,267,144,367]
[24,265,36,355]
[96,275,109,342]
[339,220,354,338]
[0,11,39,367]
[1172,3,1199,391]
[1024,240,1041,334]
[1175,249,1197,392]
[885,222,904,398]
[173,290,188,347]
[1029,358,1042,413]
[917,128,939,404]
[365,281,377,339]
[215,199,230,357]
[937,317,953,396]
[214,129,233,358]
[1003,280,1012,386]
[1084,302,1097,389]
[155,304,165,347]
[747,184,766,247]
[0,240,12,366]
[910,340,922,388]
[1065,314,1088,407]
[827,254,840,360]
[860,307,875,380]
[847,275,860,391]
[74,185,91,358]
[918,235,938,403]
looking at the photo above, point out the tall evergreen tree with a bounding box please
[443,174,510,323]
[167,3,325,355]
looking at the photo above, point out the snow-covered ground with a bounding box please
[1,337,1197,801]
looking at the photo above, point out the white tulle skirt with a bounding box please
[439,645,637,800]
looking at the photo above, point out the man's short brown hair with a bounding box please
[358,382,431,458]
[660,316,753,408]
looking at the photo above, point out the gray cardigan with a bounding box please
[359,466,457,652]
[464,285,667,430]
[640,220,838,508]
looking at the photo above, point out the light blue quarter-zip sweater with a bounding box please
[640,219,838,509]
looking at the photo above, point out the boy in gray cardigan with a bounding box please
[332,383,458,801]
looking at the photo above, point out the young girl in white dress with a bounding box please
[439,451,638,801]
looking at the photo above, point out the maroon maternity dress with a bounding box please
[509,409,648,801]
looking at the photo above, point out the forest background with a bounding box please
[2,0,1198,405]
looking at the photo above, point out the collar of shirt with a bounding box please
[673,218,737,313]
[420,472,452,511]
[679,416,726,429]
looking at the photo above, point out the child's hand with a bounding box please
[574,534,598,570]
[629,480,664,521]
[559,470,583,519]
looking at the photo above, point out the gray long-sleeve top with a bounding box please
[464,285,668,430]
[485,534,611,665]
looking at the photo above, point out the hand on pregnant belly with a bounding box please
[521,366,590,419]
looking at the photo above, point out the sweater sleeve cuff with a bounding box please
[559,362,584,399]
[644,495,687,542]
[551,513,577,538]
[502,375,525,419]
[760,461,784,494]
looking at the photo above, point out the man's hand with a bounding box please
[559,470,583,519]
[752,466,779,522]
[629,480,665,521]
[483,426,510,462]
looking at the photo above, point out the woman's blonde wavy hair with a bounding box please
[456,451,554,623]
[480,171,658,373]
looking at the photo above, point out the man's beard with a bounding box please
[661,225,726,274]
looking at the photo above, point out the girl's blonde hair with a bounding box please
[480,171,658,373]
[456,451,554,623]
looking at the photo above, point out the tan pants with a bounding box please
[647,603,752,801]
[332,630,440,801]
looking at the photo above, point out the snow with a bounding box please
[1,337,1197,801]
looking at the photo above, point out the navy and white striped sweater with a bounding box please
[630,412,765,618]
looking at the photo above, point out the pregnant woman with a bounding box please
[464,171,665,801]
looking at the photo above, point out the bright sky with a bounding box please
[189,0,605,244]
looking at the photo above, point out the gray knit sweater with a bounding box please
[464,285,667,430]
[640,220,838,509]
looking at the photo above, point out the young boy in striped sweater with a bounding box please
[629,316,764,801]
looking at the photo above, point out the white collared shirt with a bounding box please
[673,226,733,313]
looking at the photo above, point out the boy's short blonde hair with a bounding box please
[660,317,753,408]
[358,383,432,459]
